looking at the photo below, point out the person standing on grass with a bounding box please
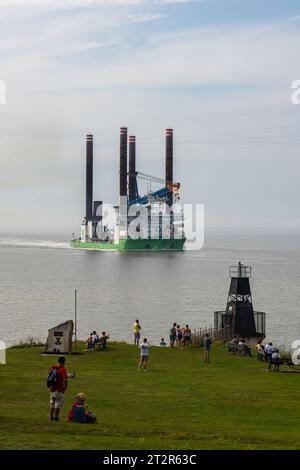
[138,338,150,372]
[272,349,281,372]
[183,325,192,348]
[169,322,177,348]
[255,339,265,361]
[133,319,141,345]
[176,324,183,347]
[265,342,274,371]
[204,333,212,363]
[47,356,68,421]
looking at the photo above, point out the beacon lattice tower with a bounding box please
[214,262,266,338]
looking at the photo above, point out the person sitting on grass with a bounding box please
[228,336,239,354]
[91,331,99,344]
[68,393,97,424]
[272,349,281,372]
[86,333,94,351]
[160,338,166,347]
[238,338,252,357]
[242,339,252,357]
[231,335,239,344]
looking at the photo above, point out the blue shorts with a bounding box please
[134,332,140,339]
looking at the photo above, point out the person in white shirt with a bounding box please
[138,338,151,372]
[272,349,281,372]
[265,342,274,371]
[91,331,99,344]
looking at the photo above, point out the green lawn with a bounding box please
[0,342,299,450]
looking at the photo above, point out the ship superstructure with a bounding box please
[70,127,185,251]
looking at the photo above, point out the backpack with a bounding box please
[47,366,59,388]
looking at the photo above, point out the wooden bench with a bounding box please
[227,342,252,356]
[94,337,108,350]
[228,343,244,354]
[274,359,300,370]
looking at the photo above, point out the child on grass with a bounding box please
[68,393,97,424]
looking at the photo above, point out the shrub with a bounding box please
[15,336,44,348]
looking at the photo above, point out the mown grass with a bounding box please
[0,342,299,450]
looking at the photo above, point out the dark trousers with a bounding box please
[267,354,272,370]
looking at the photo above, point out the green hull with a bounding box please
[70,238,185,251]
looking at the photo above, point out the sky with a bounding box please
[0,0,300,236]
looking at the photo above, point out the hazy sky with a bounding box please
[0,0,300,235]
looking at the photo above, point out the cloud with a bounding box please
[2,13,299,88]
[0,0,202,10]
[80,40,118,50]
[0,5,165,62]
[128,12,165,23]
[157,0,201,3]
[0,4,300,229]
[32,22,300,89]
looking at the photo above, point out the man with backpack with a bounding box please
[47,356,68,421]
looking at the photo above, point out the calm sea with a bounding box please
[0,230,299,348]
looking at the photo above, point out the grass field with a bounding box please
[0,342,299,450]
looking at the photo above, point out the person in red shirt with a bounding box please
[48,356,68,421]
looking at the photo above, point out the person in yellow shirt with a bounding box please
[255,339,265,361]
[133,319,141,345]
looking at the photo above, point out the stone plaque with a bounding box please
[45,320,74,354]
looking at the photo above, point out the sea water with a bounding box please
[0,229,299,348]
